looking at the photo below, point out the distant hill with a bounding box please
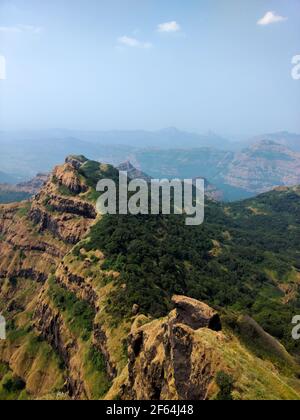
[0,173,48,204]
[249,132,300,152]
[118,161,224,201]
[117,161,152,182]
[134,140,300,200]
[223,140,300,194]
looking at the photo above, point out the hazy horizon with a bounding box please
[1,126,299,144]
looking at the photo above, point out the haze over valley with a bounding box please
[1,129,299,202]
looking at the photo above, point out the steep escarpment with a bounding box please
[1,156,300,400]
[115,298,300,401]
[0,156,101,398]
[124,296,223,400]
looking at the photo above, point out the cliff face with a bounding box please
[0,156,300,401]
[114,297,299,401]
[0,156,98,398]
[223,141,300,194]
[124,296,222,400]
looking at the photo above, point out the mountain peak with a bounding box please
[118,161,135,171]
[65,155,89,170]
[117,161,151,182]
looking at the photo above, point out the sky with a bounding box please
[0,0,299,138]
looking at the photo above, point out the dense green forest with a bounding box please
[72,161,300,354]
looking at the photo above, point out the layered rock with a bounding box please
[123,296,223,400]
[53,159,88,195]
[28,158,96,244]
[0,156,99,398]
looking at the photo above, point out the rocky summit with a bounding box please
[0,156,300,400]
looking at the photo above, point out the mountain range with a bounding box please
[134,140,300,201]
[0,130,299,202]
[0,155,300,400]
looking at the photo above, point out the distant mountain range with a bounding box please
[118,161,224,201]
[0,128,235,151]
[0,129,299,201]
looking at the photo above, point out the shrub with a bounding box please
[215,371,234,400]
[48,279,95,341]
[3,376,26,393]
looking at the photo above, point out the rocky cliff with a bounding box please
[108,297,299,401]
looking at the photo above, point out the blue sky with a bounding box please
[0,0,299,138]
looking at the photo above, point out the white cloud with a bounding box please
[0,24,42,34]
[118,36,152,49]
[257,11,287,26]
[157,21,181,33]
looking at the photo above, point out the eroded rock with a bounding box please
[123,296,223,400]
[172,295,222,332]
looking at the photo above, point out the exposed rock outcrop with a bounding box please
[171,295,222,332]
[123,297,223,400]
[53,162,88,195]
